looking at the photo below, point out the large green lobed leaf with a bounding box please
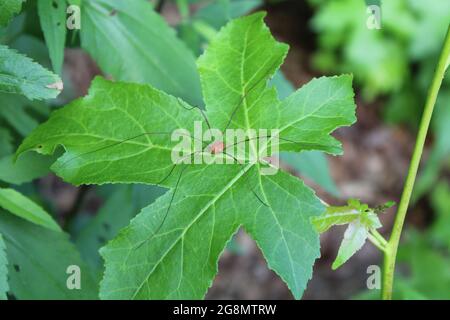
[17,13,356,299]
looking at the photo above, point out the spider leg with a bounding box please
[134,163,189,250]
[132,149,209,251]
[221,150,270,208]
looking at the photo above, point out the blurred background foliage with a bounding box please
[0,0,449,299]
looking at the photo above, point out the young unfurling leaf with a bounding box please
[312,199,393,269]
[332,220,368,270]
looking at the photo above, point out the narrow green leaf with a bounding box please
[280,151,339,196]
[0,233,8,300]
[0,45,62,100]
[38,0,67,75]
[0,0,24,27]
[0,188,61,232]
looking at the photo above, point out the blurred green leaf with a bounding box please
[178,0,261,57]
[0,233,8,300]
[413,91,450,202]
[73,185,165,274]
[309,0,449,100]
[398,231,450,299]
[0,187,61,231]
[407,0,450,60]
[0,210,98,299]
[80,0,202,106]
[280,151,339,196]
[0,12,25,43]
[269,70,294,100]
[343,31,407,100]
[0,152,54,185]
[0,44,62,100]
[0,0,24,27]
[0,128,13,157]
[9,34,52,68]
[383,86,421,127]
[430,182,450,249]
[38,0,67,75]
[194,0,262,30]
[0,93,38,136]
[177,22,204,56]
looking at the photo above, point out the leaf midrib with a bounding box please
[130,162,254,299]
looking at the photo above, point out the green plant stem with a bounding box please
[381,25,450,300]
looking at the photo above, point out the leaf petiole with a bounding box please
[367,233,386,253]
[370,229,387,247]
